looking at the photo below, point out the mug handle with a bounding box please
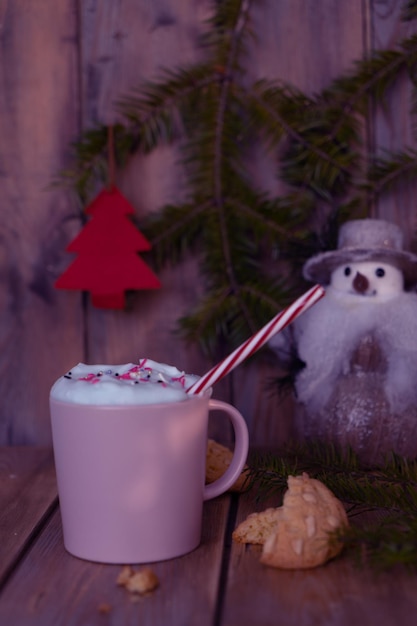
[203,399,249,501]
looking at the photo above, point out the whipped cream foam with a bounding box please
[50,359,200,405]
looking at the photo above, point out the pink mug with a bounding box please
[50,392,249,563]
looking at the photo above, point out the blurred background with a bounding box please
[1,0,416,446]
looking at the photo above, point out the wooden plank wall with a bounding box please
[0,0,415,446]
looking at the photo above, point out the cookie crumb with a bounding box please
[126,568,159,595]
[116,565,134,586]
[117,565,159,596]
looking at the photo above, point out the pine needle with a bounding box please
[57,0,417,357]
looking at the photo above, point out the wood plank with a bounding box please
[0,495,231,626]
[222,488,417,626]
[79,0,213,125]
[232,0,368,446]
[0,0,84,444]
[249,0,365,89]
[231,357,296,449]
[76,0,233,436]
[0,447,57,586]
[371,0,417,240]
[1,0,414,452]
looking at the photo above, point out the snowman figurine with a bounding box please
[270,218,417,464]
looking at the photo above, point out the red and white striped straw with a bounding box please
[186,284,325,396]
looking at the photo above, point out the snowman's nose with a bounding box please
[353,271,369,293]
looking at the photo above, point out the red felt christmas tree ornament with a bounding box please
[55,128,161,309]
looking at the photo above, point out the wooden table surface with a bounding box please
[1,446,417,626]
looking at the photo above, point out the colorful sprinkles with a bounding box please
[63,359,188,389]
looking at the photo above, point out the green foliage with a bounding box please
[62,0,417,356]
[248,443,417,571]
[402,0,417,22]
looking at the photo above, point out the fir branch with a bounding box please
[118,63,218,142]
[324,47,407,117]
[402,0,417,22]
[225,194,309,241]
[247,443,417,570]
[177,286,244,354]
[60,124,135,201]
[245,81,354,178]
[241,282,295,313]
[366,148,417,195]
[142,201,210,267]
[322,34,417,144]
[206,0,257,337]
[59,0,417,357]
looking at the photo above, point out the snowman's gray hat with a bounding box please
[303,218,417,288]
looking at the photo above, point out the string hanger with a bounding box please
[107,124,116,190]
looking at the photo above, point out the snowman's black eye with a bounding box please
[344,267,351,276]
[375,267,385,278]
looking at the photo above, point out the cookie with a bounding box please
[232,507,282,544]
[233,472,348,569]
[206,439,249,492]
